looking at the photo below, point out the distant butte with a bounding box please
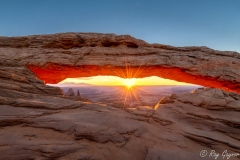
[0,32,239,93]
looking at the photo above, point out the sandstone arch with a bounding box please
[0,32,239,93]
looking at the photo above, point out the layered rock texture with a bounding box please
[0,33,240,160]
[0,32,240,93]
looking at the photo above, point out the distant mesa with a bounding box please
[66,88,75,96]
[65,88,81,97]
[64,88,88,102]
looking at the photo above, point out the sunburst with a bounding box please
[109,58,147,108]
[121,78,136,88]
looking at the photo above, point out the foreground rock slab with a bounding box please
[0,86,239,159]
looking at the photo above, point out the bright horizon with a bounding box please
[58,76,197,86]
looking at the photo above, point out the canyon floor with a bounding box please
[59,85,200,107]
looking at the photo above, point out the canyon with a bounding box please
[0,33,239,160]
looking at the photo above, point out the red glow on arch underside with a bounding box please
[27,64,240,93]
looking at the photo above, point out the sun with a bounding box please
[122,78,136,88]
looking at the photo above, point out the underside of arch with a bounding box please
[28,63,240,93]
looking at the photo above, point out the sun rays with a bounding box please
[110,61,146,108]
[56,59,196,109]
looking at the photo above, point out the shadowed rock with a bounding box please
[77,90,80,97]
[67,88,75,96]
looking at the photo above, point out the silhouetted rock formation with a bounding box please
[66,88,75,96]
[77,90,81,96]
[64,88,88,102]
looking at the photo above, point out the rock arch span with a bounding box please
[0,32,239,93]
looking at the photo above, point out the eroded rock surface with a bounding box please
[0,32,240,93]
[0,58,239,159]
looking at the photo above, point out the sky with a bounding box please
[1,0,240,52]
[1,0,239,86]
